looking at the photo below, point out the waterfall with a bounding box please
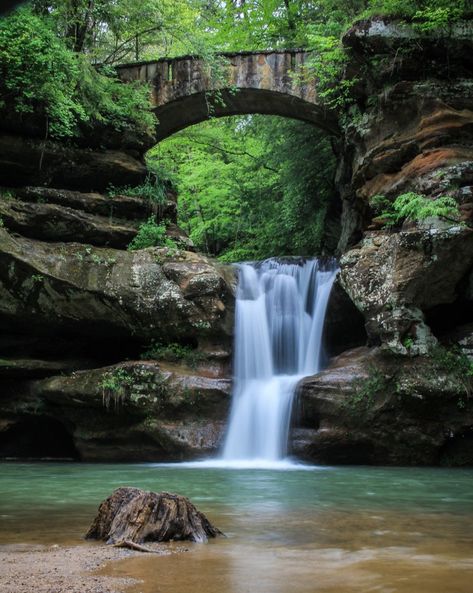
[222,258,338,463]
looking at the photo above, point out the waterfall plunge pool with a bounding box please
[1,462,473,593]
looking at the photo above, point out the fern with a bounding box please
[371,192,461,228]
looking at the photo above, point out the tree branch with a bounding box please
[188,137,280,173]
[103,25,164,64]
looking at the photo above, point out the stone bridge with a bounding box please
[116,50,339,141]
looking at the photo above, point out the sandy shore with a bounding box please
[0,542,170,593]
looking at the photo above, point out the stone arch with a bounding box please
[116,51,340,143]
[150,88,339,142]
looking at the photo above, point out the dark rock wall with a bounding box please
[0,115,235,460]
[291,18,473,466]
[1,19,473,464]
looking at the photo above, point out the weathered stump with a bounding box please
[86,487,223,544]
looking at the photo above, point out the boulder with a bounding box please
[0,360,231,461]
[339,226,473,352]
[293,346,473,466]
[0,228,234,344]
[86,487,223,544]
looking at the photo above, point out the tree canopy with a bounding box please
[1,0,470,259]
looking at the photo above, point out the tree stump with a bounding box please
[86,487,223,544]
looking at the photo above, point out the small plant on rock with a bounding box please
[127,218,178,251]
[370,192,462,228]
[99,368,135,410]
[141,341,206,368]
[345,366,390,413]
[430,345,473,400]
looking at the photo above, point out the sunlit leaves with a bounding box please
[149,115,335,260]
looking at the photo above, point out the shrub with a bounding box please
[127,218,178,251]
[370,192,461,228]
[108,169,175,206]
[99,368,134,410]
[0,7,155,139]
[141,341,206,368]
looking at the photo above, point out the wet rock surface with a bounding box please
[0,359,231,461]
[0,229,233,343]
[339,226,473,353]
[293,345,473,466]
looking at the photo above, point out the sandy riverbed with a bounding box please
[0,542,173,593]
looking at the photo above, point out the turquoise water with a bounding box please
[1,462,472,542]
[1,462,473,592]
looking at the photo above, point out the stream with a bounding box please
[1,462,473,592]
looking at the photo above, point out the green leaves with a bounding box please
[0,6,155,139]
[0,7,83,137]
[370,192,461,228]
[127,218,178,251]
[362,0,470,28]
[153,114,335,261]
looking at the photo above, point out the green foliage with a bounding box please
[152,115,336,261]
[0,6,154,139]
[141,341,206,368]
[108,165,176,206]
[2,0,469,143]
[127,218,178,251]
[0,189,15,200]
[74,61,155,138]
[297,24,357,109]
[345,366,389,412]
[0,7,86,137]
[431,345,473,400]
[370,192,461,228]
[363,0,470,29]
[99,368,135,409]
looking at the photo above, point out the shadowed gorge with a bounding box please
[1,1,473,591]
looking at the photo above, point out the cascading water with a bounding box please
[222,258,338,463]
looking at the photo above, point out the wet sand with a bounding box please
[0,542,160,593]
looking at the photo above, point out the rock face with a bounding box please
[0,198,140,249]
[336,18,473,252]
[0,359,231,461]
[0,229,233,344]
[340,226,473,353]
[0,133,148,192]
[1,17,473,466]
[86,487,222,544]
[298,15,473,464]
[0,163,233,460]
[293,345,473,466]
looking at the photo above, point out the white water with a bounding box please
[222,258,338,464]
